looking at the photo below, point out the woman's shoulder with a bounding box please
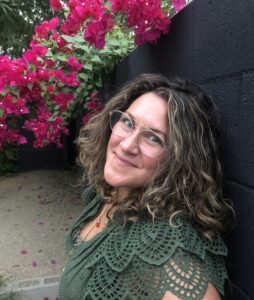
[85,216,228,267]
[130,216,228,260]
[82,216,228,300]
[80,186,99,206]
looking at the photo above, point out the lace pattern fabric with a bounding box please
[59,187,228,300]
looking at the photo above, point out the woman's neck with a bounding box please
[116,187,131,202]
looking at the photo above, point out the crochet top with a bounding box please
[58,187,228,300]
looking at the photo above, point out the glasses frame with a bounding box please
[109,110,167,158]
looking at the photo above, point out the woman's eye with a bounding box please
[144,132,164,146]
[121,117,133,129]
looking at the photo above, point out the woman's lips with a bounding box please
[114,152,138,167]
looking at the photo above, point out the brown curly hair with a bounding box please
[77,73,234,240]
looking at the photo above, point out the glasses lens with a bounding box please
[110,111,122,129]
[110,111,133,137]
[109,110,166,158]
[140,131,165,157]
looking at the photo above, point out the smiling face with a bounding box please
[104,92,169,198]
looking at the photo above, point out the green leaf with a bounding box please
[84,64,93,71]
[113,48,122,55]
[39,82,47,92]
[53,105,60,112]
[37,57,43,63]
[78,73,89,81]
[77,44,90,52]
[95,81,102,88]
[61,35,75,43]
[27,84,33,91]
[108,39,120,47]
[91,55,102,63]
[46,49,53,57]
[0,109,4,118]
[57,55,68,62]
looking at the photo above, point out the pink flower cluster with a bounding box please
[82,92,103,124]
[59,0,114,49]
[0,0,188,153]
[23,107,69,148]
[111,0,171,45]
[52,0,173,48]
[172,0,186,12]
[0,28,82,149]
[50,0,63,12]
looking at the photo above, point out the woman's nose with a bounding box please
[120,131,140,154]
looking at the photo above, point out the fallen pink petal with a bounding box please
[32,261,37,267]
[20,249,27,255]
[50,259,57,265]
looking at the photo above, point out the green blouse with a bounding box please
[59,187,228,300]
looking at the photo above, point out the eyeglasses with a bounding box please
[109,110,167,158]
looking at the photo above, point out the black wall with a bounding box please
[107,0,254,299]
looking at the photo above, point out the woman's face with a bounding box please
[104,92,168,198]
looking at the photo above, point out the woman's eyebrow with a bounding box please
[126,111,167,137]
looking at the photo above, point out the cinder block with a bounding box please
[192,0,254,81]
[201,78,242,183]
[1,275,60,300]
[224,182,254,298]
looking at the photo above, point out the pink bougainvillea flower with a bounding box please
[48,17,60,31]
[172,0,186,12]
[110,0,171,45]
[23,107,69,148]
[53,92,74,113]
[110,0,128,12]
[82,113,91,125]
[18,135,27,144]
[67,0,81,12]
[51,32,68,49]
[22,49,38,65]
[86,100,102,112]
[20,249,28,255]
[90,92,98,100]
[35,22,50,40]
[2,95,29,116]
[66,56,83,71]
[38,68,50,81]
[63,72,80,86]
[50,0,63,12]
[34,17,59,39]
[47,84,55,93]
[72,5,90,25]
[32,261,38,267]
[60,17,81,35]
[52,69,65,82]
[62,0,105,34]
[44,59,56,69]
[84,14,114,49]
[0,124,27,147]
[50,259,57,265]
[31,44,48,57]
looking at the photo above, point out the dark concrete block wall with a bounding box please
[108,0,254,299]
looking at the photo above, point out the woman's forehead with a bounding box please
[125,92,169,134]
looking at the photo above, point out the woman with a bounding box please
[59,74,234,300]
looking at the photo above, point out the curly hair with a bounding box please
[77,73,234,240]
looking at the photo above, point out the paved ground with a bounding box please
[0,169,84,283]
